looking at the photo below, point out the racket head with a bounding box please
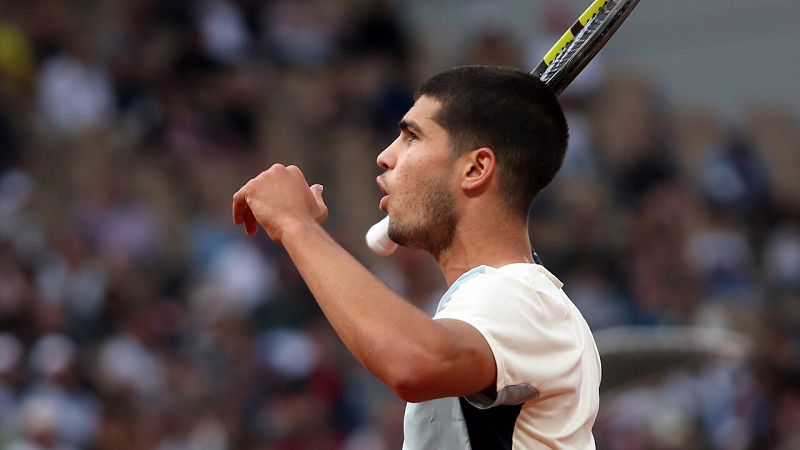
[532,0,641,94]
[366,0,642,257]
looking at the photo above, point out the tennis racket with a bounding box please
[366,0,641,256]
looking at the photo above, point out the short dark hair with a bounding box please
[416,65,568,218]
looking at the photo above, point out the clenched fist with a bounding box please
[232,164,328,242]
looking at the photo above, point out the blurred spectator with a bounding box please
[7,396,77,450]
[697,131,772,221]
[0,333,23,438]
[684,213,760,304]
[36,33,114,135]
[460,4,522,68]
[197,0,251,64]
[261,0,338,68]
[22,334,99,448]
[0,4,35,91]
[763,223,800,291]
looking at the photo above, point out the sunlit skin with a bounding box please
[376,97,459,256]
[377,96,534,282]
[231,95,534,403]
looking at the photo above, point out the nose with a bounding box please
[376,138,398,170]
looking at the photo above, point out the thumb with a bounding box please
[310,183,324,200]
[310,184,328,223]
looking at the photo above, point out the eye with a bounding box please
[406,131,419,142]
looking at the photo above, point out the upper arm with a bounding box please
[439,318,497,393]
[392,318,497,403]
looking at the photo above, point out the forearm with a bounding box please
[280,221,448,388]
[229,164,489,398]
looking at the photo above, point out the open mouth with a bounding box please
[376,176,388,196]
[376,176,390,212]
[379,195,389,212]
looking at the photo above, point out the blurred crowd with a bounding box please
[0,1,798,449]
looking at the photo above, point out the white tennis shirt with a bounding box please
[403,263,601,449]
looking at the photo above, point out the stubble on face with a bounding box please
[387,173,457,255]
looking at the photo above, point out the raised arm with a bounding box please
[232,164,495,402]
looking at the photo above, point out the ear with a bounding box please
[460,147,496,193]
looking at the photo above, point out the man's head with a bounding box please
[416,65,569,217]
[376,65,568,254]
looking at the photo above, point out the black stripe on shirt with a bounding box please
[459,397,522,449]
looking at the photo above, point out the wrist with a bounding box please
[280,218,323,243]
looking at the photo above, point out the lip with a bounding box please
[376,176,388,195]
[376,176,389,211]
[379,195,389,212]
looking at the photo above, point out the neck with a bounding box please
[434,213,533,286]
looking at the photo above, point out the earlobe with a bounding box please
[462,147,495,191]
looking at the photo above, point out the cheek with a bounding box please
[391,153,420,192]
[391,144,446,200]
[392,172,415,207]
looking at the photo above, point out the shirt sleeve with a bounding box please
[433,268,588,409]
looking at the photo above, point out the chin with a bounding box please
[387,217,413,247]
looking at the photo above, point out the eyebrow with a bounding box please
[398,119,424,137]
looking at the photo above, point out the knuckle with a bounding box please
[264,163,281,175]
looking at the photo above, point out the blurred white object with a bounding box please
[207,240,277,310]
[37,54,114,134]
[198,0,249,63]
[96,334,166,397]
[595,326,752,394]
[258,329,319,379]
[763,225,800,287]
[366,216,397,256]
[29,334,75,378]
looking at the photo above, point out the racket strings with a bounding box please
[541,1,618,82]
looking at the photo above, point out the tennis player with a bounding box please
[232,66,600,449]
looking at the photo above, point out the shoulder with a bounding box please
[436,264,599,407]
[438,263,569,321]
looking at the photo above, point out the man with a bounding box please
[232,66,600,449]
